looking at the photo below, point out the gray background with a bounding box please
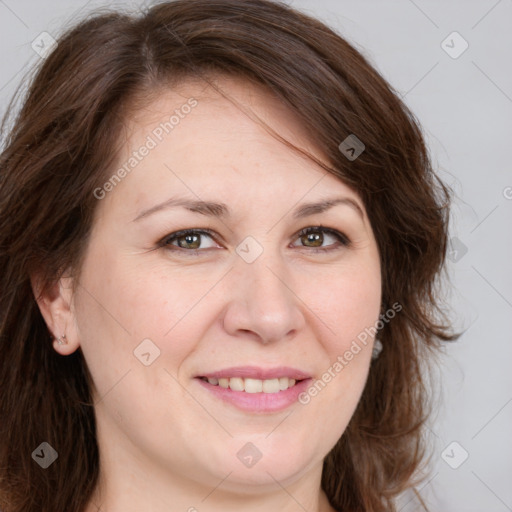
[1,1,511,510]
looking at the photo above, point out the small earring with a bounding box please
[56,334,68,346]
[371,338,383,360]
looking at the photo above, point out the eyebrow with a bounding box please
[132,195,364,222]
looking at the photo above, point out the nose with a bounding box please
[221,247,306,345]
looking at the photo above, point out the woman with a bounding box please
[0,1,458,511]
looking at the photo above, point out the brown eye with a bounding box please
[300,231,324,247]
[162,229,218,254]
[293,226,350,252]
[175,233,201,249]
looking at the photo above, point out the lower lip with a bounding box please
[195,378,312,413]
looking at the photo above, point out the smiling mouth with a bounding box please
[198,376,303,393]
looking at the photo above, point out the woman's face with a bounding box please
[68,76,381,494]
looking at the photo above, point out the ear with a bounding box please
[30,269,80,356]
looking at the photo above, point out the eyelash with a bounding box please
[159,226,351,256]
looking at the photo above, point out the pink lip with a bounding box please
[194,366,313,414]
[197,366,311,380]
[195,377,313,413]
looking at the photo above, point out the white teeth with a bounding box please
[244,378,263,393]
[204,376,299,393]
[262,378,280,393]
[229,377,244,391]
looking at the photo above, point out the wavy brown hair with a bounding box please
[0,1,458,511]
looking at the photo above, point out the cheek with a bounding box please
[297,252,381,413]
[76,246,206,342]
[73,252,210,440]
[295,267,380,437]
[311,260,382,350]
[75,248,232,423]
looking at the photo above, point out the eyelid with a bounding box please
[159,228,220,250]
[295,226,351,249]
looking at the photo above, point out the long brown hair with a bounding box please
[0,1,458,510]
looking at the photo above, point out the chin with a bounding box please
[198,437,322,490]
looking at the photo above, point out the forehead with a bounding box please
[97,75,363,220]
[126,75,323,162]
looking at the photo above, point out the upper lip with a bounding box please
[197,366,311,380]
